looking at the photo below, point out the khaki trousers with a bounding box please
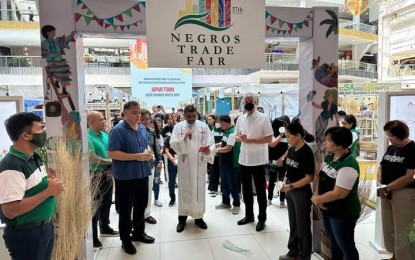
[381,188,415,260]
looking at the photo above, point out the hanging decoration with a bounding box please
[265,10,313,36]
[74,0,144,31]
[344,0,368,16]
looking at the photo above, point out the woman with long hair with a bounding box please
[152,118,164,206]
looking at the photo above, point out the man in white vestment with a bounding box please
[170,105,215,233]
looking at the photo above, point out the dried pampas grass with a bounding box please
[48,137,100,260]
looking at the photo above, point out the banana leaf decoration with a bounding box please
[320,10,338,38]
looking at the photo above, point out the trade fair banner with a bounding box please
[339,83,401,95]
[146,0,265,68]
[129,39,192,108]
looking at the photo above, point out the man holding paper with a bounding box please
[170,105,215,233]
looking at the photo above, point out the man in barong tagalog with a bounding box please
[170,105,215,233]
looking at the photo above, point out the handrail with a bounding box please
[0,54,378,79]
[388,64,415,77]
[0,9,38,22]
[339,19,377,34]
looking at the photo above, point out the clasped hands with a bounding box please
[311,194,327,210]
[239,133,251,143]
[137,150,153,162]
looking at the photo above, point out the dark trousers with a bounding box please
[167,160,178,201]
[240,164,267,221]
[92,174,113,240]
[322,213,359,260]
[153,162,161,200]
[208,156,220,192]
[267,168,286,201]
[286,187,312,260]
[220,165,240,206]
[3,222,54,260]
[115,177,148,242]
[29,14,34,21]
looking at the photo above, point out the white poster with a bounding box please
[389,95,415,140]
[146,0,265,68]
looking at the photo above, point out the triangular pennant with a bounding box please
[271,28,276,33]
[287,23,293,30]
[270,16,277,25]
[133,22,138,27]
[140,1,145,7]
[132,4,141,12]
[296,23,303,29]
[77,0,83,6]
[86,9,93,16]
[279,19,285,28]
[106,17,114,24]
[74,13,82,22]
[104,23,111,28]
[84,16,92,25]
[115,14,124,22]
[266,25,270,31]
[277,30,281,34]
[96,19,104,27]
[288,30,292,35]
[81,4,88,9]
[283,30,287,35]
[304,20,309,27]
[124,9,133,17]
[120,25,125,31]
[112,25,118,31]
[126,25,131,30]
[265,11,270,19]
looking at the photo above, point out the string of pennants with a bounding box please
[74,0,145,31]
[265,10,313,35]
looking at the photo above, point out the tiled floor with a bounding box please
[95,184,385,260]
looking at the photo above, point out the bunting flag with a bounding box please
[75,0,145,31]
[270,16,277,25]
[265,10,313,36]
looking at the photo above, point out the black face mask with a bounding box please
[29,131,47,148]
[244,103,255,112]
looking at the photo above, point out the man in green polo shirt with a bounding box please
[87,111,119,249]
[0,112,63,260]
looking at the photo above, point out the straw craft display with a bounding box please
[48,137,100,260]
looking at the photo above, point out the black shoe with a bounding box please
[122,241,137,255]
[100,226,119,237]
[169,199,175,207]
[237,217,255,225]
[176,222,186,233]
[93,239,103,248]
[131,233,155,244]
[145,216,157,224]
[195,219,208,230]
[256,221,266,232]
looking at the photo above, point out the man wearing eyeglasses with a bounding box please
[140,109,163,225]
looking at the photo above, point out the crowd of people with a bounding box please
[0,94,414,259]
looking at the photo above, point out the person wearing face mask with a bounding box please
[169,105,215,233]
[0,112,64,260]
[235,93,273,232]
